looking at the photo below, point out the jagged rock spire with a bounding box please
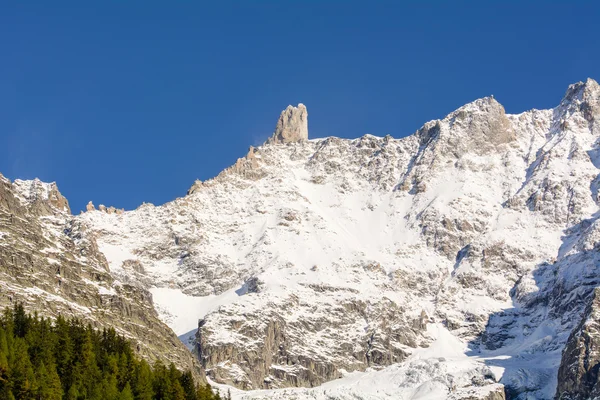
[266,103,308,144]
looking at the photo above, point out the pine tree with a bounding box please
[169,363,187,400]
[179,370,197,400]
[35,362,62,400]
[132,360,154,400]
[0,328,10,400]
[53,315,73,392]
[65,384,79,400]
[171,379,187,400]
[12,304,29,338]
[0,327,9,384]
[78,328,102,397]
[0,304,222,400]
[9,338,37,399]
[118,382,135,400]
[25,315,55,370]
[197,384,219,400]
[152,361,170,400]
[116,352,132,391]
[99,374,120,400]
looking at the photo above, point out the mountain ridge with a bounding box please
[3,78,600,399]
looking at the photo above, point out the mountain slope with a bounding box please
[0,174,202,379]
[5,78,600,399]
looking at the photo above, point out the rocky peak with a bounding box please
[558,78,600,124]
[266,103,308,144]
[11,178,71,215]
[413,96,515,160]
[449,96,503,118]
[562,78,599,104]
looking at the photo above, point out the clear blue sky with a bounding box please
[1,2,599,213]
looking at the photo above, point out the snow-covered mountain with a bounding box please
[0,174,202,379]
[4,78,600,399]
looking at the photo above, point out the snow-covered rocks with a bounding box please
[12,177,71,215]
[0,173,202,380]
[556,287,600,399]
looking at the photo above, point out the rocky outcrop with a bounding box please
[212,146,266,182]
[86,201,124,214]
[556,288,600,400]
[561,78,600,126]
[187,180,204,195]
[453,385,506,400]
[266,104,308,144]
[12,178,71,215]
[0,174,203,380]
[196,292,422,389]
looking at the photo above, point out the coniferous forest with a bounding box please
[0,304,224,400]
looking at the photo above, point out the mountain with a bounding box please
[0,175,203,380]
[3,78,600,399]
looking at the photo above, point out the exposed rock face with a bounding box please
[73,78,600,399]
[0,173,202,380]
[196,297,417,389]
[12,178,71,215]
[86,201,95,211]
[266,104,308,144]
[556,288,600,400]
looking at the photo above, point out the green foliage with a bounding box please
[0,304,220,400]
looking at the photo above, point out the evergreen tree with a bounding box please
[169,363,187,400]
[0,327,9,386]
[0,304,221,400]
[118,382,135,400]
[99,373,120,400]
[179,370,197,400]
[35,362,62,400]
[9,338,37,399]
[65,384,79,400]
[12,303,29,338]
[53,315,73,392]
[152,361,170,400]
[78,328,102,397]
[133,360,154,400]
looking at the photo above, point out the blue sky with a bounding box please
[1,2,599,212]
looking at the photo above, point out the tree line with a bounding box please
[0,304,226,400]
